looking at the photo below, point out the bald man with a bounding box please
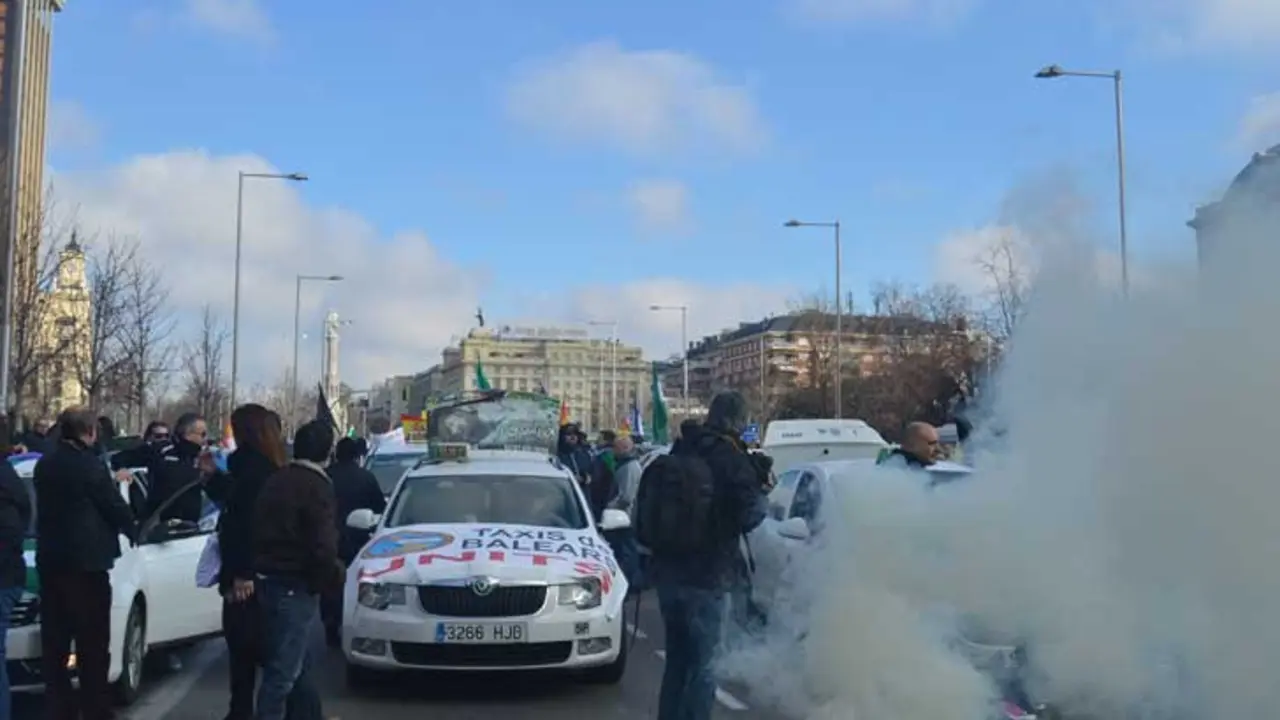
[881,422,941,468]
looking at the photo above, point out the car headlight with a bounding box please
[356,582,407,611]
[557,577,602,610]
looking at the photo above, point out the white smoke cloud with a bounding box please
[721,179,1278,718]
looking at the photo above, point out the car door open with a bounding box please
[136,480,223,643]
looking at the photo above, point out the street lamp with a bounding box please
[784,219,843,419]
[586,320,618,429]
[292,274,343,433]
[649,305,688,414]
[230,170,309,408]
[1035,64,1129,295]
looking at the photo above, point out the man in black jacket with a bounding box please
[109,420,170,472]
[145,413,209,523]
[322,436,385,644]
[35,408,136,720]
[252,420,340,720]
[647,392,769,720]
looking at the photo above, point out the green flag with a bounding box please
[475,360,492,390]
[649,362,669,444]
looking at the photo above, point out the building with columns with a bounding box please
[439,326,648,431]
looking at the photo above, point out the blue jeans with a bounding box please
[656,583,725,720]
[255,576,321,720]
[0,586,21,720]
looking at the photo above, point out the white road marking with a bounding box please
[121,642,225,720]
[626,622,649,640]
[653,649,750,711]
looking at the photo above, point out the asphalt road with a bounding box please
[14,596,790,720]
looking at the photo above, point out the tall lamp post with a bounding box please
[292,274,343,433]
[784,219,843,419]
[649,305,688,414]
[1035,64,1129,295]
[231,170,308,408]
[586,320,618,429]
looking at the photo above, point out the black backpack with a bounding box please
[635,453,718,556]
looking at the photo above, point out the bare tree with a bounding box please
[119,253,174,431]
[76,235,138,410]
[974,229,1029,343]
[182,305,229,427]
[6,197,80,423]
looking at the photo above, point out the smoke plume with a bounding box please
[721,174,1277,719]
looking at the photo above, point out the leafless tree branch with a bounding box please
[182,304,229,427]
[120,251,175,430]
[77,235,138,410]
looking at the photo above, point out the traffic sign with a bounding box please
[741,423,760,444]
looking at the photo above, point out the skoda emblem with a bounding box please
[469,576,496,597]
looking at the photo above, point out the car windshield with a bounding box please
[386,473,587,529]
[365,452,424,495]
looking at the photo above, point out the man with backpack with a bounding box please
[635,391,770,720]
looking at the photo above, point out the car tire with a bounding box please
[345,662,381,692]
[582,627,628,685]
[113,599,146,705]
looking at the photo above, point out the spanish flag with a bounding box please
[559,398,571,426]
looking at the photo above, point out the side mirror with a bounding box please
[777,517,811,541]
[347,508,380,530]
[599,508,631,531]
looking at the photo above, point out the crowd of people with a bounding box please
[0,404,387,720]
[0,390,957,720]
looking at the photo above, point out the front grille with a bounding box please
[417,585,547,618]
[391,641,572,667]
[10,597,38,628]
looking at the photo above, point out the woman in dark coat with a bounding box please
[206,405,318,720]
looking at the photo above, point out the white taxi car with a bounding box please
[342,442,632,687]
[362,441,427,498]
[7,452,224,704]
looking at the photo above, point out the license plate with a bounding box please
[434,622,527,644]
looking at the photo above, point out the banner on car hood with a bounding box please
[357,524,619,594]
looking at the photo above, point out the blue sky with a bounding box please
[43,0,1280,385]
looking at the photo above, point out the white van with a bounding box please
[761,419,888,474]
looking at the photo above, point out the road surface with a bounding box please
[14,595,789,719]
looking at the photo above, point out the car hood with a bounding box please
[353,522,621,595]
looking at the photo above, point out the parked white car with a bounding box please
[6,452,224,704]
[748,457,973,617]
[342,442,632,686]
[363,442,428,497]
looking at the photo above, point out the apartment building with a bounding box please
[1189,143,1280,269]
[1,0,62,293]
[438,326,648,431]
[661,311,962,411]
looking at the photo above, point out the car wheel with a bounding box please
[113,599,146,705]
[345,662,381,692]
[582,627,628,685]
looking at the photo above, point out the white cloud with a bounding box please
[505,40,768,157]
[625,179,692,234]
[49,149,795,396]
[1237,92,1280,151]
[787,0,976,25]
[934,224,1027,296]
[1123,0,1280,54]
[934,223,1143,299]
[48,100,99,151]
[183,0,274,45]
[51,150,484,391]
